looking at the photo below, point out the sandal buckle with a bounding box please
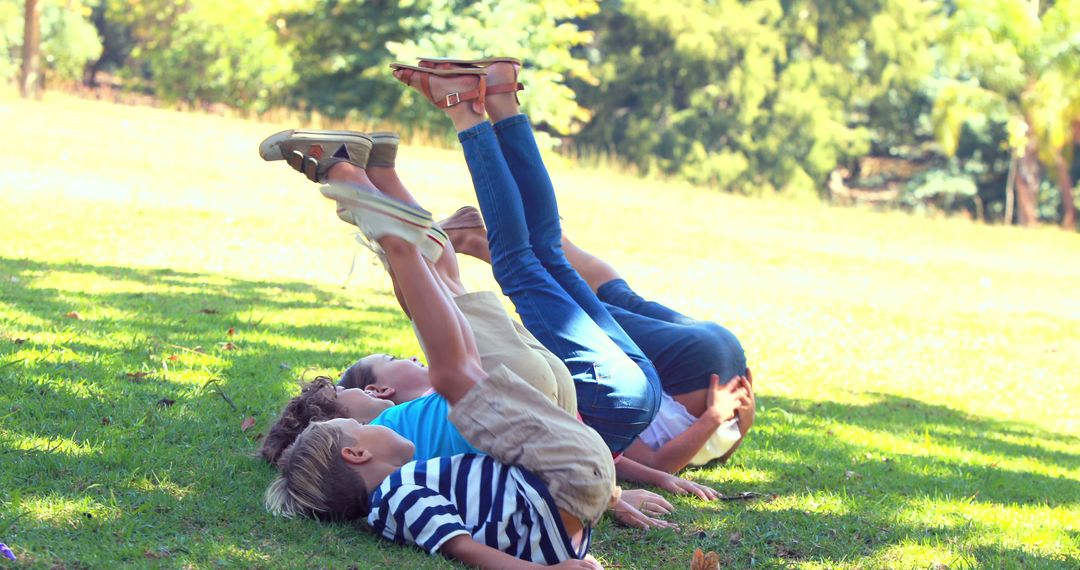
[445,92,462,107]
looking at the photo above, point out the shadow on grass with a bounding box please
[629,393,1080,568]
[2,257,1076,568]
[752,394,1079,507]
[0,256,427,567]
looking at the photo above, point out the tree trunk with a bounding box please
[1004,155,1016,225]
[1014,120,1041,227]
[1056,152,1076,230]
[20,0,42,99]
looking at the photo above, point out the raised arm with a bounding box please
[625,375,751,473]
[378,234,486,404]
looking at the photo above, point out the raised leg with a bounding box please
[394,65,659,452]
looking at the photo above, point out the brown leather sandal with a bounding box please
[417,57,525,103]
[389,63,488,110]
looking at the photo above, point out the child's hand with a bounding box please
[611,497,678,530]
[620,488,674,517]
[552,556,604,569]
[703,374,750,423]
[657,474,720,501]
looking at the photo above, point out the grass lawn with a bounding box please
[1,92,1078,569]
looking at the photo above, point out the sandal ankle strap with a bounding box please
[438,78,487,109]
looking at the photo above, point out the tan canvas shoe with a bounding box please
[259,130,374,182]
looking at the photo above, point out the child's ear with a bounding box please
[364,384,396,400]
[341,445,373,465]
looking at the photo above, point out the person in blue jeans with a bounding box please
[443,212,756,473]
[390,58,662,455]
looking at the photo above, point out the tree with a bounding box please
[106,0,296,111]
[20,0,40,98]
[933,0,1080,228]
[278,0,597,139]
[3,0,101,95]
[571,0,940,196]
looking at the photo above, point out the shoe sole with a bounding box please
[335,206,445,263]
[418,57,522,67]
[259,130,375,161]
[321,184,433,227]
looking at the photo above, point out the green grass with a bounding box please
[1,91,1078,569]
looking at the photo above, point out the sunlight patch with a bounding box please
[130,474,192,500]
[14,495,117,527]
[0,431,96,457]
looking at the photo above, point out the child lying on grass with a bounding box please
[265,180,614,568]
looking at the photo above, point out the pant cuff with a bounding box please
[458,121,493,142]
[492,113,529,133]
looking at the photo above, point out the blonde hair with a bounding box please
[264,420,369,520]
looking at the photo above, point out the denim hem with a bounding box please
[492,113,529,133]
[594,278,628,304]
[457,121,493,142]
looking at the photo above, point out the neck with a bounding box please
[354,460,402,494]
[391,384,431,405]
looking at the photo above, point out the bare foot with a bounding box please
[445,226,491,263]
[484,61,522,122]
[326,161,375,189]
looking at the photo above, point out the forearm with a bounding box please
[614,457,670,486]
[645,414,724,473]
[380,238,480,403]
[441,535,542,569]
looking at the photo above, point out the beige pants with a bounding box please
[448,364,617,525]
[417,291,577,415]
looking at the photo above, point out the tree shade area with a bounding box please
[4,0,1078,227]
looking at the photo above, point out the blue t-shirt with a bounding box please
[369,393,480,460]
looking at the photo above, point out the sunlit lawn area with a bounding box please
[1,92,1078,569]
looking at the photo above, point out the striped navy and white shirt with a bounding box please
[367,454,589,564]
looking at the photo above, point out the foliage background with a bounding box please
[0,92,1077,569]
[5,0,1080,226]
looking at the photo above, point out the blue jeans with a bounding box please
[598,279,747,395]
[458,116,660,453]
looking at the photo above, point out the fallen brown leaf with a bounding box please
[126,371,150,382]
[220,342,237,351]
[198,308,219,314]
[64,311,82,320]
[227,327,235,337]
[691,548,720,570]
[241,416,256,432]
[168,355,179,361]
